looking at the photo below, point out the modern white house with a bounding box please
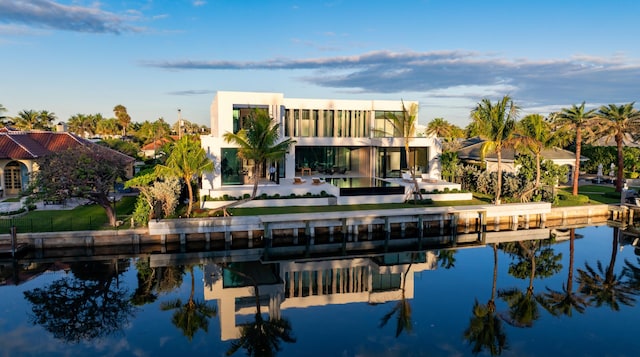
[200,91,441,197]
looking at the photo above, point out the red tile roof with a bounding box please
[0,129,134,163]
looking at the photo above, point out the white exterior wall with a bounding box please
[201,91,441,195]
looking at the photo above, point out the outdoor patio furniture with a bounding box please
[293,177,306,184]
[312,177,325,185]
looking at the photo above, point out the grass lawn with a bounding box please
[556,185,621,206]
[0,196,137,233]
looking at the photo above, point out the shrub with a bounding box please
[243,193,251,199]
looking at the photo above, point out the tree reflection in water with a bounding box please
[464,244,507,356]
[499,237,561,328]
[224,264,296,356]
[577,227,637,310]
[23,260,135,344]
[539,229,588,317]
[160,264,217,341]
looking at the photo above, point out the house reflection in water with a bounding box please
[203,252,437,341]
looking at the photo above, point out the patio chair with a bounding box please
[312,177,325,185]
[293,177,306,184]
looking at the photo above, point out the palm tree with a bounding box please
[13,109,40,130]
[516,114,563,189]
[157,136,214,217]
[67,113,98,138]
[223,109,296,199]
[113,104,131,137]
[426,117,463,140]
[596,102,640,192]
[37,110,56,130]
[384,101,423,202]
[0,104,7,124]
[552,102,598,195]
[160,265,217,341]
[470,95,519,204]
[96,117,120,137]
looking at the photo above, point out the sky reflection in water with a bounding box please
[2,225,640,356]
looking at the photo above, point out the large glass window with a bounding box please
[221,148,244,185]
[232,105,268,134]
[374,110,402,137]
[285,108,370,138]
[377,147,429,178]
[295,146,351,174]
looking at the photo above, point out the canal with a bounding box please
[1,224,639,356]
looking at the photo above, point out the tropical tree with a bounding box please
[0,103,8,124]
[113,104,131,137]
[67,113,99,138]
[160,265,216,341]
[96,117,120,137]
[595,102,640,192]
[383,101,423,202]
[38,110,56,130]
[426,117,464,140]
[156,136,213,217]
[29,145,131,226]
[516,114,564,189]
[470,95,519,204]
[552,102,598,195]
[223,109,296,199]
[13,109,40,130]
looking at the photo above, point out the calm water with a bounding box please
[2,225,640,356]
[324,176,400,188]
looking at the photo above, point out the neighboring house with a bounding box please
[0,128,135,197]
[200,91,441,193]
[456,137,586,181]
[139,137,175,159]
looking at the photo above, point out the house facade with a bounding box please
[0,128,135,197]
[200,91,441,193]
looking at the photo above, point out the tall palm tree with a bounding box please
[516,114,563,189]
[96,117,120,137]
[384,101,423,202]
[470,95,519,204]
[157,136,214,217]
[596,102,640,192]
[113,104,131,137]
[223,109,296,199]
[552,102,597,195]
[160,265,217,341]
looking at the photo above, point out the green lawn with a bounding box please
[0,196,137,233]
[556,185,621,205]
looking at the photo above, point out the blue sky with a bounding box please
[1,0,639,128]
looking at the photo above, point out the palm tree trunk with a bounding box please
[496,150,502,204]
[251,162,261,199]
[616,135,624,192]
[535,152,541,188]
[186,179,194,217]
[572,127,582,196]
